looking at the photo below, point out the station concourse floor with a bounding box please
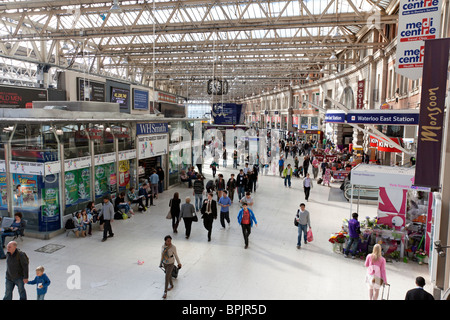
[0,158,430,301]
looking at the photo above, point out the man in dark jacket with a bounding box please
[236,169,247,200]
[138,182,152,208]
[201,193,217,242]
[3,241,29,300]
[99,195,115,242]
[157,167,165,194]
[405,277,434,300]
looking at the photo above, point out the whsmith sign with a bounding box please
[136,123,169,135]
[396,0,442,80]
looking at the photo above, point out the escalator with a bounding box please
[341,177,379,202]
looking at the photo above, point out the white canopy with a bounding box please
[350,164,419,190]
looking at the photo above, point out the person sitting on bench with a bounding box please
[115,192,134,216]
[1,212,26,245]
[127,187,147,211]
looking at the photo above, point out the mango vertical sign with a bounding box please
[414,39,450,189]
[396,0,442,80]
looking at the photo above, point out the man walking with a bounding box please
[193,175,204,212]
[405,277,434,300]
[283,164,293,188]
[150,170,159,199]
[3,241,29,300]
[226,174,236,202]
[295,203,311,249]
[218,190,232,229]
[237,202,258,249]
[99,195,115,242]
[303,173,313,201]
[201,193,217,242]
[236,169,247,201]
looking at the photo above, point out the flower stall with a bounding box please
[329,231,347,254]
[342,164,432,264]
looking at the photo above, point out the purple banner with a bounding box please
[414,38,450,189]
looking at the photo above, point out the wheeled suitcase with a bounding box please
[381,283,390,300]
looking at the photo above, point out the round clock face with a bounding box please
[207,79,223,95]
[221,79,228,94]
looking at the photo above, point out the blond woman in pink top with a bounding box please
[365,244,387,300]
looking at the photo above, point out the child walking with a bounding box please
[27,266,51,300]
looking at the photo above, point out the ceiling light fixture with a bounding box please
[110,0,122,13]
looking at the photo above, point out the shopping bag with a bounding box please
[307,229,314,242]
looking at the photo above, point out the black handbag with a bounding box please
[294,210,299,227]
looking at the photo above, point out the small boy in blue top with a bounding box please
[27,266,51,300]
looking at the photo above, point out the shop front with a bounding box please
[0,107,202,237]
[136,122,168,189]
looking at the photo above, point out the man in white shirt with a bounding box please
[303,173,313,201]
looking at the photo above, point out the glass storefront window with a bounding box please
[11,124,44,162]
[56,124,89,159]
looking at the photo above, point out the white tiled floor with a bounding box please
[0,157,430,300]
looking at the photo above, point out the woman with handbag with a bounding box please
[160,235,182,299]
[365,244,387,300]
[180,197,197,239]
[168,192,181,233]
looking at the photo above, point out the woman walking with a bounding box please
[365,244,387,300]
[169,192,181,233]
[180,197,197,239]
[160,235,182,299]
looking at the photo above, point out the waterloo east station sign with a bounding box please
[324,110,420,126]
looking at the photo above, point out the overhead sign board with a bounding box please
[396,0,442,80]
[324,110,419,125]
[324,111,346,123]
[346,110,419,125]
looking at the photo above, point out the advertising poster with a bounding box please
[41,173,61,232]
[65,171,79,207]
[95,163,116,198]
[377,187,408,229]
[119,160,131,192]
[396,0,442,80]
[78,78,106,102]
[414,39,450,189]
[0,85,47,108]
[42,187,59,217]
[133,89,149,110]
[13,174,39,209]
[111,87,130,110]
[138,134,168,160]
[0,173,7,209]
[78,168,91,201]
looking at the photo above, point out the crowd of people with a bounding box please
[0,137,432,301]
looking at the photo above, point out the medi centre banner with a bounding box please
[396,0,442,80]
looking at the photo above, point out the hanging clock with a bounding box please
[221,79,229,95]
[207,78,223,95]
